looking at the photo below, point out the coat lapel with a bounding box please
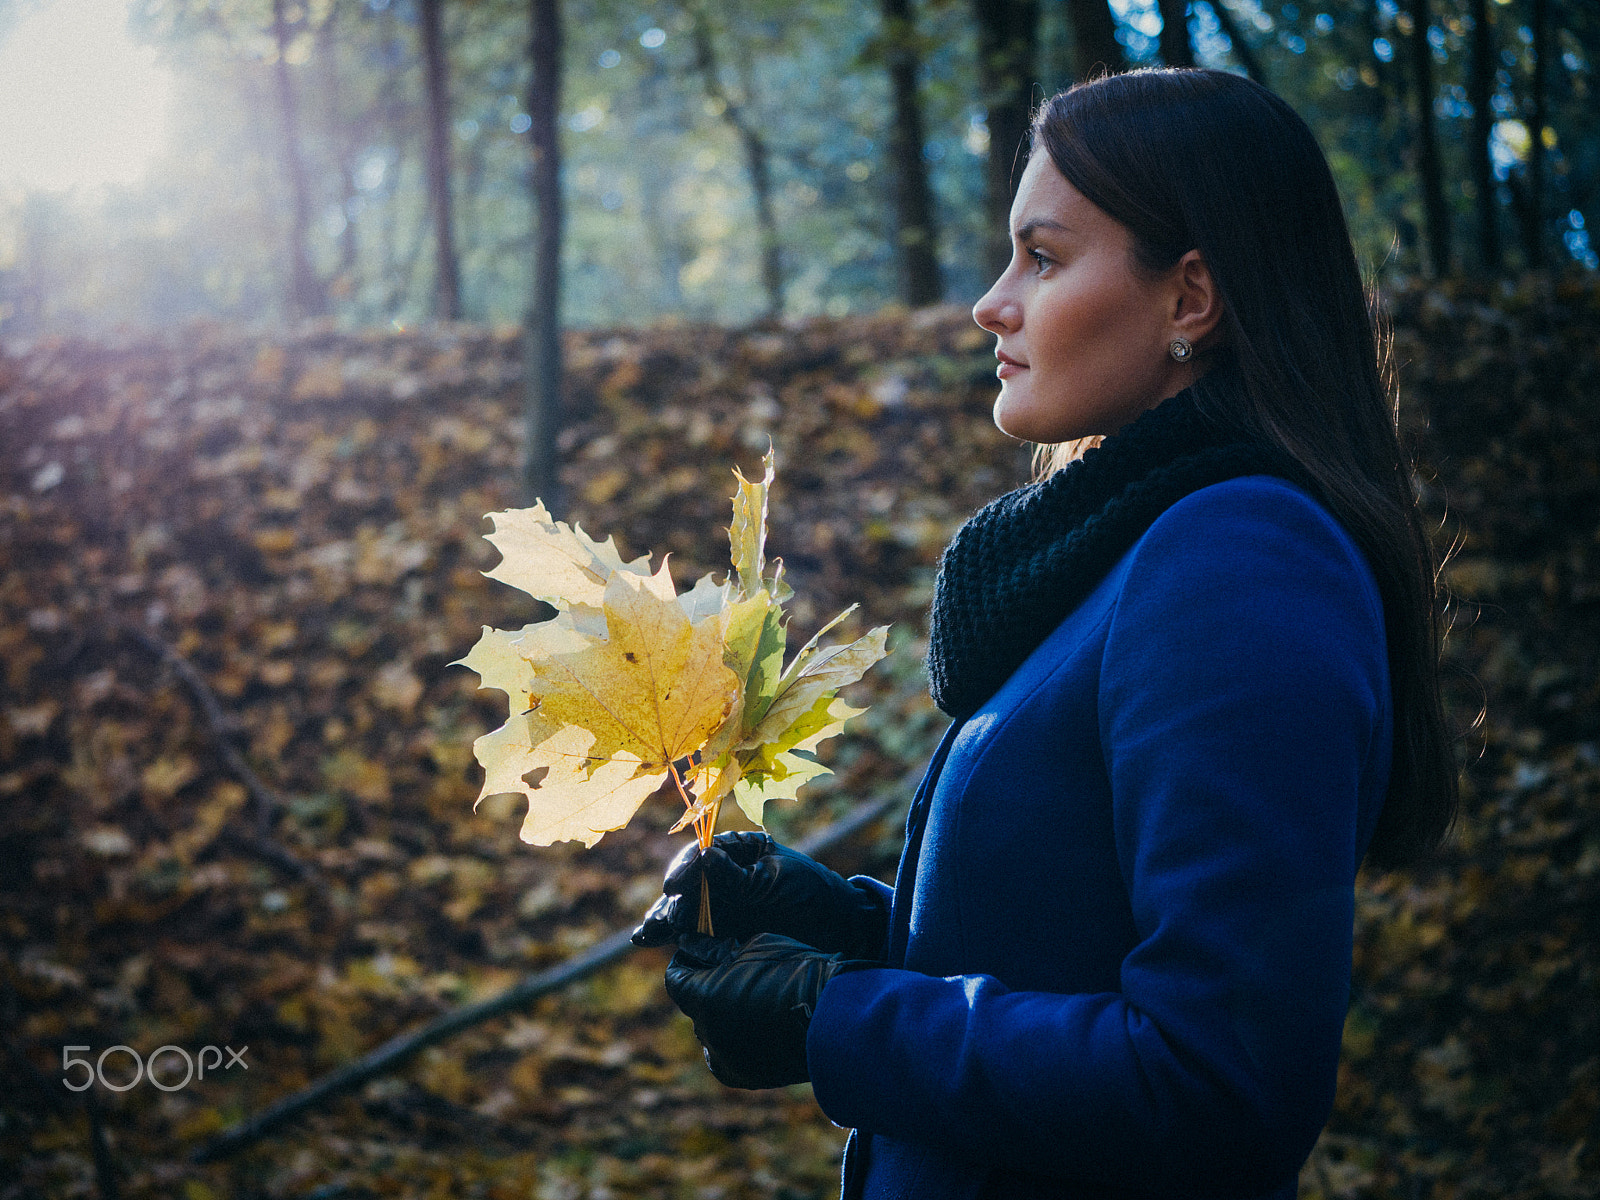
[884,718,964,969]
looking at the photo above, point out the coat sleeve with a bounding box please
[806,481,1391,1196]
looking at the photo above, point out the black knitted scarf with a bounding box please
[927,365,1307,719]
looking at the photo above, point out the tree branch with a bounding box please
[123,625,316,882]
[687,2,784,317]
[190,789,902,1162]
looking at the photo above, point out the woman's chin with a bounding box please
[993,391,1042,442]
[994,398,1079,446]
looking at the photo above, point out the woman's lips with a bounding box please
[996,351,1027,379]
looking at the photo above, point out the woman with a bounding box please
[633,68,1456,1199]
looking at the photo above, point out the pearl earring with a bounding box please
[1169,337,1194,363]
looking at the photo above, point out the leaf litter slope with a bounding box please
[0,283,1596,1197]
[0,310,997,1200]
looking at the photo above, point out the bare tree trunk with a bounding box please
[1359,0,1392,123]
[746,134,782,319]
[883,0,943,306]
[420,0,462,319]
[458,135,487,318]
[1467,0,1501,272]
[1205,0,1268,84]
[373,3,410,319]
[638,58,686,311]
[270,0,325,319]
[1066,0,1121,81]
[1357,0,1410,261]
[376,155,412,318]
[972,0,1042,282]
[316,6,361,292]
[1157,0,1195,67]
[1522,0,1547,268]
[690,6,784,319]
[399,202,433,314]
[1408,0,1451,276]
[524,0,563,507]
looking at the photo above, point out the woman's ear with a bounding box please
[1170,249,1225,348]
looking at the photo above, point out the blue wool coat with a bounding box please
[806,477,1393,1200]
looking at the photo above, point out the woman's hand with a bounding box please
[629,831,888,960]
[664,932,874,1089]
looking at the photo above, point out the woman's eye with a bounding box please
[1027,248,1052,272]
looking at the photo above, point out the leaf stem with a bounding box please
[668,761,717,934]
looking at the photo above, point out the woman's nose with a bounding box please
[972,274,1017,335]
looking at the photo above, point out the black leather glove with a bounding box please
[630,831,888,960]
[664,931,875,1089]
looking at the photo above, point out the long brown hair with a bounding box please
[1032,68,1456,868]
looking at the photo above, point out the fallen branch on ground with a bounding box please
[123,624,317,882]
[190,789,903,1163]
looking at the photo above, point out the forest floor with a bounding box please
[1,279,1596,1200]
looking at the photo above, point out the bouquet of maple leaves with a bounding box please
[457,452,888,931]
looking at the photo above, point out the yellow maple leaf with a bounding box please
[515,727,664,848]
[481,502,670,611]
[469,707,660,848]
[454,624,542,708]
[469,713,546,809]
[459,457,889,862]
[531,572,740,774]
[453,618,592,718]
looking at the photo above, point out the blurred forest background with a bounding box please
[2,1,1599,1199]
[0,0,1597,333]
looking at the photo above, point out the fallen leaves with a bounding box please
[0,282,1595,1197]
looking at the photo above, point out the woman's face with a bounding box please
[972,154,1200,445]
